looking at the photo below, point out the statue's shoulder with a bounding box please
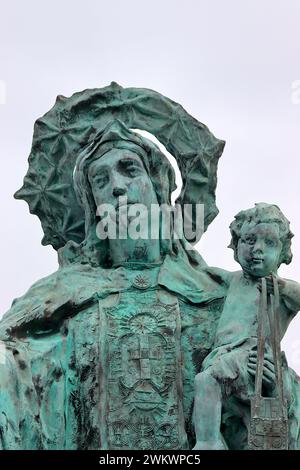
[0,263,104,338]
[0,269,60,338]
[3,269,60,316]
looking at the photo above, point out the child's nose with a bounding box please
[253,240,264,253]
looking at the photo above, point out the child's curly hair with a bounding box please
[229,202,294,266]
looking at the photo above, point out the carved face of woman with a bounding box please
[87,148,158,217]
[237,222,283,277]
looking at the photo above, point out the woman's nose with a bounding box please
[111,172,127,197]
[112,186,127,197]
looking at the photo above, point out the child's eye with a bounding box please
[246,238,255,245]
[266,239,275,247]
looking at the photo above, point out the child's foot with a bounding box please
[193,440,227,450]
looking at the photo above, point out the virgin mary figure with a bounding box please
[0,84,228,450]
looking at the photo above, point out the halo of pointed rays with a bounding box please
[15,82,225,250]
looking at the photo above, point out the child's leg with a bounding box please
[193,370,226,450]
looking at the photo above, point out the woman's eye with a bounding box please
[119,159,143,176]
[266,239,275,247]
[123,164,140,176]
[246,238,255,245]
[95,177,108,188]
[128,167,138,175]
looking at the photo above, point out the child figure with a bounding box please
[193,203,300,450]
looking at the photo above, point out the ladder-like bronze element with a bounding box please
[248,276,288,450]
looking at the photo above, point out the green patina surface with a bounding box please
[193,204,300,450]
[0,84,299,450]
[0,257,225,449]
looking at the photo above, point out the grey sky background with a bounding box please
[0,0,300,372]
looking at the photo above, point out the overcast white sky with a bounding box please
[0,0,300,372]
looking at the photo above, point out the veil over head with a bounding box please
[73,119,177,237]
[15,83,225,251]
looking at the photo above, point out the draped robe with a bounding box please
[1,250,299,449]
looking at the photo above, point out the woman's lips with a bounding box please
[115,201,136,210]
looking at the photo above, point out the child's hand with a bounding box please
[257,275,286,296]
[248,347,276,391]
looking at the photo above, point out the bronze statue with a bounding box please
[1,84,299,450]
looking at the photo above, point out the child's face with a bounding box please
[237,222,282,277]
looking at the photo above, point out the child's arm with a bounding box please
[279,277,300,314]
[204,267,233,289]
